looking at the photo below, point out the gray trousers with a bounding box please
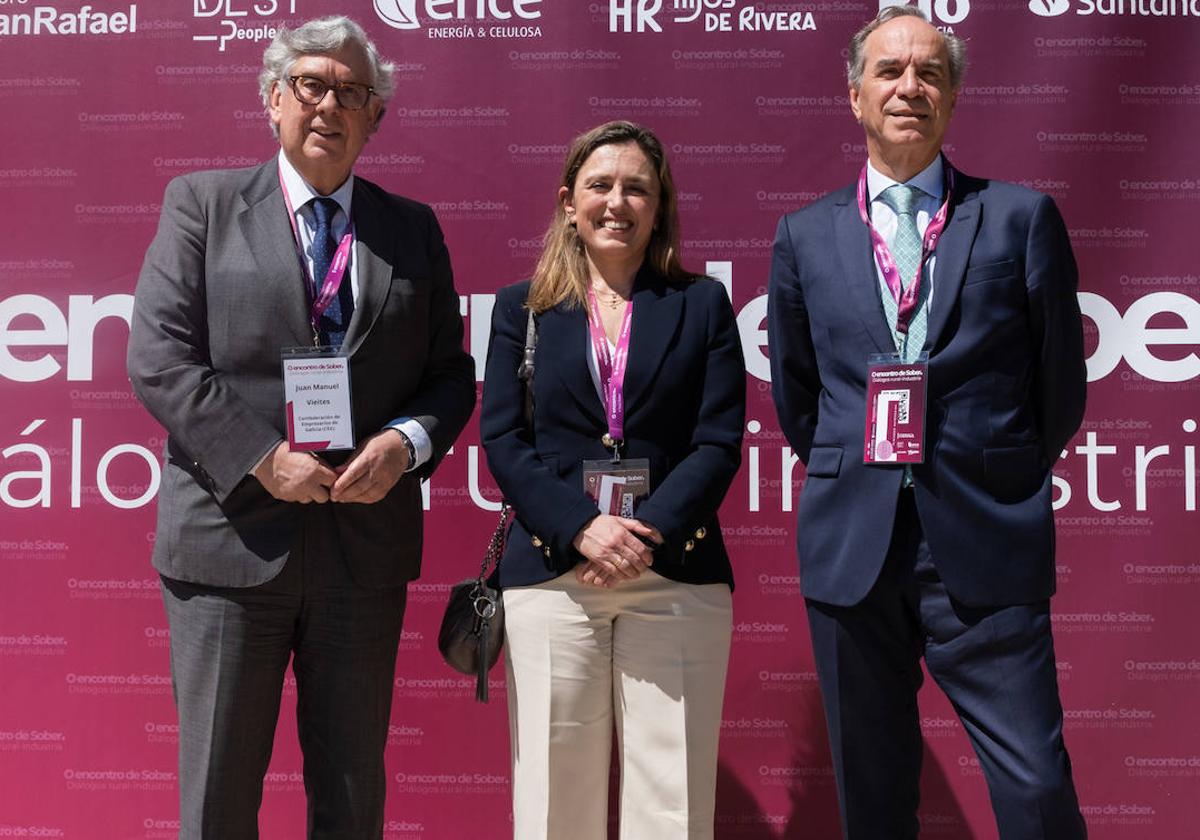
[161,521,408,840]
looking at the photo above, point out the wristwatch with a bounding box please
[393,428,417,471]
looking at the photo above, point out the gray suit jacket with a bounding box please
[128,159,475,589]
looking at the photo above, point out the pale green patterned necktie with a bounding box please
[879,183,928,487]
[880,183,927,363]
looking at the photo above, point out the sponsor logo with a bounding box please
[1029,0,1071,15]
[611,0,662,31]
[375,0,418,28]
[373,0,543,38]
[880,0,968,27]
[611,0,816,34]
[0,3,138,37]
[1030,0,1200,17]
[191,0,292,52]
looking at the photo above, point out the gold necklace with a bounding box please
[592,285,627,309]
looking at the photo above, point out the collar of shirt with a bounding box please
[865,155,944,204]
[277,150,354,236]
[866,156,943,240]
[276,151,359,300]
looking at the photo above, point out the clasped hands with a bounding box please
[253,430,410,504]
[572,514,664,588]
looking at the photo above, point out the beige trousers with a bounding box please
[502,568,733,840]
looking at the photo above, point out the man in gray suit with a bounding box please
[127,16,475,839]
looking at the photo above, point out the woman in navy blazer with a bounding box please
[481,121,745,840]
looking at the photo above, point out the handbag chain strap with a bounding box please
[475,306,536,595]
[476,503,511,583]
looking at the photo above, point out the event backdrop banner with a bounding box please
[1,0,1198,838]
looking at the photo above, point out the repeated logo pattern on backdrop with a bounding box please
[1,1,1198,837]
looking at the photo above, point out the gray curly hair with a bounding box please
[259,16,395,135]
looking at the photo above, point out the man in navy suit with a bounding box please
[768,7,1088,838]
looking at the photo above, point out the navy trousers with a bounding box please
[805,491,1086,840]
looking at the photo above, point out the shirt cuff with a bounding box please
[248,439,284,476]
[388,418,431,472]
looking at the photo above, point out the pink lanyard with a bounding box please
[278,170,355,343]
[586,287,634,452]
[855,160,954,335]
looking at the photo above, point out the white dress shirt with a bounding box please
[273,152,431,470]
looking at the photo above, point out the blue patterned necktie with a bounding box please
[880,183,927,361]
[310,197,353,348]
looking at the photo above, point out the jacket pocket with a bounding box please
[963,258,1017,286]
[805,446,844,478]
[982,445,1044,501]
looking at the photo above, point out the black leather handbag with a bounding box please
[437,504,511,702]
[436,309,536,703]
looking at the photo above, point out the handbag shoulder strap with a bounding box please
[485,307,537,580]
[477,503,512,580]
[518,308,537,428]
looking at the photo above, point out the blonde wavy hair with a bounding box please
[526,121,694,314]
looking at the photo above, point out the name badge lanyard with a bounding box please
[855,160,955,349]
[586,287,634,461]
[278,171,355,348]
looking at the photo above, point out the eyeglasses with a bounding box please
[286,75,374,110]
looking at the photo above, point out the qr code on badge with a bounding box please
[620,493,635,517]
[881,389,909,423]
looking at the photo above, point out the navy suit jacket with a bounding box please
[481,269,745,589]
[768,169,1086,608]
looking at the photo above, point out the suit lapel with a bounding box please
[924,179,981,353]
[238,161,312,347]
[834,196,895,354]
[540,304,606,423]
[340,180,395,358]
[624,271,683,414]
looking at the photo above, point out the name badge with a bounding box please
[582,458,651,517]
[863,352,927,464]
[282,348,355,452]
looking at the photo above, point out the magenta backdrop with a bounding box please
[2,1,1199,838]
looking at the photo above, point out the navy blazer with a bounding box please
[768,171,1086,608]
[481,268,746,588]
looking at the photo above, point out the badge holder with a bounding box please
[582,447,651,518]
[281,346,355,453]
[863,351,928,464]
